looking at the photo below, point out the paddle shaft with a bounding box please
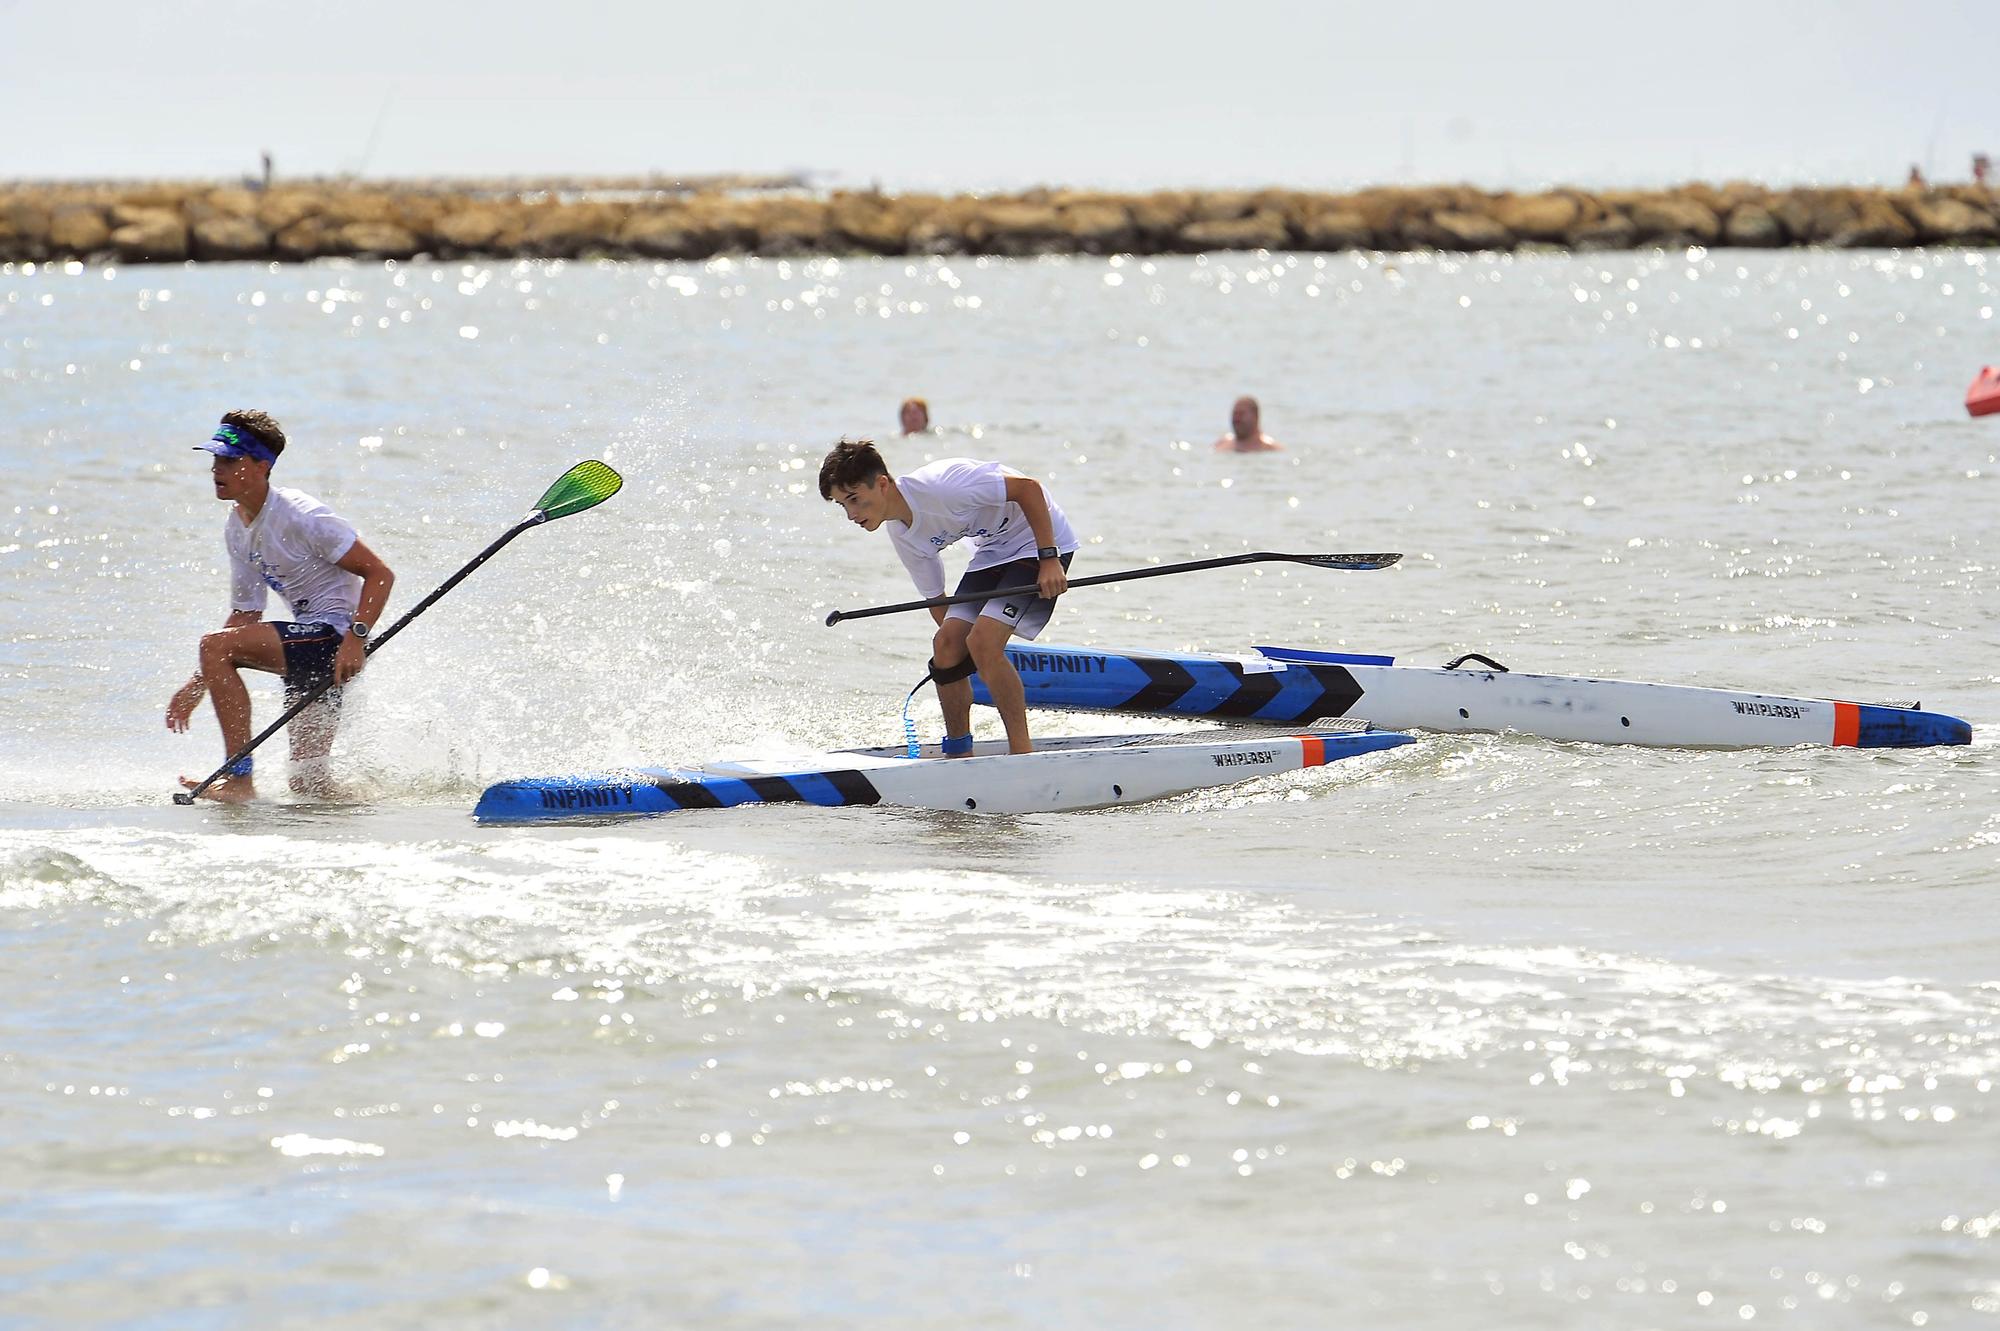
[173,512,545,804]
[825,551,1395,625]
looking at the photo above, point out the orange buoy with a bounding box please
[1969,366,2000,418]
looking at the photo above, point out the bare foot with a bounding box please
[179,774,256,804]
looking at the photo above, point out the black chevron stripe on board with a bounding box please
[1302,664,1365,720]
[742,776,816,804]
[651,779,725,809]
[1124,653,1198,713]
[1210,664,1285,718]
[821,770,884,806]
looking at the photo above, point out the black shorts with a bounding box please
[276,621,344,708]
[945,552,1074,641]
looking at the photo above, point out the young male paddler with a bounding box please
[820,439,1077,755]
[165,410,395,801]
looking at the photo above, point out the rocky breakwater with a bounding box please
[5,181,2000,264]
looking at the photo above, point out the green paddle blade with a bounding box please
[534,460,623,520]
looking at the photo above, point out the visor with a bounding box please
[194,423,278,465]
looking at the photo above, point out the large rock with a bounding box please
[1297,208,1375,250]
[109,208,189,261]
[338,221,421,258]
[434,206,517,253]
[191,215,270,259]
[1771,190,1858,244]
[1126,191,1193,245]
[1905,197,2000,244]
[1253,189,1317,229]
[49,204,111,255]
[1057,201,1135,253]
[1421,209,1514,250]
[619,208,721,260]
[189,187,260,223]
[965,201,1069,255]
[907,213,970,255]
[691,200,766,252]
[754,198,832,254]
[272,215,344,260]
[320,191,399,226]
[1340,189,1438,247]
[114,186,190,210]
[1705,181,1775,212]
[1568,213,1637,250]
[0,197,52,261]
[1177,210,1289,252]
[520,202,624,257]
[1185,190,1259,224]
[1721,204,1785,247]
[830,195,909,253]
[1830,198,1915,247]
[1493,193,1579,241]
[257,189,329,232]
[1627,197,1721,244]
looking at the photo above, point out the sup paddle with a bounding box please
[173,459,624,805]
[824,550,1400,626]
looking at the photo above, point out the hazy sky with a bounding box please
[6,0,1997,190]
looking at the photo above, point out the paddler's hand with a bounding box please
[334,634,367,685]
[1037,557,1067,600]
[165,678,204,733]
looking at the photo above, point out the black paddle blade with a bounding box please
[1300,552,1401,570]
[535,460,623,520]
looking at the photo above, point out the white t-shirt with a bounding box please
[226,486,362,630]
[889,458,1077,599]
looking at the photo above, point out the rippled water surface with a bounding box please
[3,247,1999,1327]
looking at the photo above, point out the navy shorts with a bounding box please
[945,552,1074,641]
[275,621,344,707]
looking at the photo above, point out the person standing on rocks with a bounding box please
[1215,395,1284,452]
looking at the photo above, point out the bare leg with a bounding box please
[179,624,286,803]
[967,616,1031,754]
[932,618,976,743]
[287,693,342,798]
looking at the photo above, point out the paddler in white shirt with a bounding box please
[820,438,1076,755]
[165,410,396,802]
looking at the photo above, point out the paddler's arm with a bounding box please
[166,609,263,731]
[333,539,395,685]
[896,544,950,627]
[1003,475,1068,600]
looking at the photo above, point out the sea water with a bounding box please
[2,247,1997,1328]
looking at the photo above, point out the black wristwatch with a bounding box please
[349,620,371,640]
[1036,546,1061,561]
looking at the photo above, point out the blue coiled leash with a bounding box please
[901,656,979,757]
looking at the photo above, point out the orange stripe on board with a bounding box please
[1297,734,1327,767]
[1832,702,1860,747]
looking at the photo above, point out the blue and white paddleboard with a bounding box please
[977,643,1973,749]
[473,722,1414,824]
